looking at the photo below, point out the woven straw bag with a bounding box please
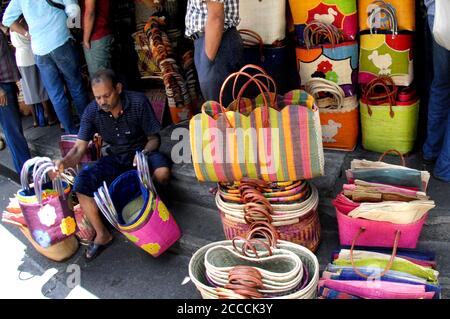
[189,239,320,299]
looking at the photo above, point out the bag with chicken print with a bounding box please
[288,0,357,45]
[359,32,413,86]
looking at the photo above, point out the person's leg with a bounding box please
[0,82,31,173]
[147,151,172,185]
[35,53,77,133]
[51,40,89,119]
[422,15,450,161]
[42,99,58,125]
[72,156,126,249]
[83,35,114,78]
[434,111,450,182]
[194,28,244,106]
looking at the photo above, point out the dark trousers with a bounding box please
[194,27,243,107]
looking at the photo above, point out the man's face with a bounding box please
[92,81,122,113]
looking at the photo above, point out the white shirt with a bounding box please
[10,31,35,67]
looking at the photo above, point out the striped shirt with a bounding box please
[0,29,20,83]
[185,0,240,38]
[78,91,161,164]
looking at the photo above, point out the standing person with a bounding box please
[422,0,450,183]
[81,0,113,77]
[2,0,89,134]
[10,17,58,127]
[0,25,31,174]
[185,0,243,106]
[54,69,171,261]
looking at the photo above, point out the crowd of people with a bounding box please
[0,0,449,261]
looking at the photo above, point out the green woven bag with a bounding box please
[360,77,419,154]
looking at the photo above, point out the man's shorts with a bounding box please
[72,151,171,197]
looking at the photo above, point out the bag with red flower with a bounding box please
[296,21,358,97]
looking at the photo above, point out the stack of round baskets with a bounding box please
[216,180,321,252]
[188,239,320,299]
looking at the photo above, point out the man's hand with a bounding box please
[49,159,64,181]
[205,1,225,62]
[0,88,7,107]
[83,40,91,50]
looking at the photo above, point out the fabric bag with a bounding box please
[239,0,286,45]
[305,77,358,151]
[17,158,77,248]
[358,0,415,32]
[189,64,324,182]
[360,77,419,154]
[239,30,290,94]
[296,21,359,97]
[94,151,181,257]
[288,0,357,45]
[359,32,414,86]
[433,0,450,51]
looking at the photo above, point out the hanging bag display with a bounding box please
[94,151,181,257]
[189,64,324,182]
[305,77,359,151]
[239,29,290,94]
[360,76,419,154]
[358,0,415,32]
[17,158,77,248]
[296,21,359,97]
[288,0,357,45]
[359,30,414,86]
[238,0,286,45]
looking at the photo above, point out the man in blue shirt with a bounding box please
[54,69,171,261]
[2,0,89,134]
[422,0,450,183]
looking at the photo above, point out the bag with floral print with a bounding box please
[296,21,359,97]
[94,151,181,257]
[17,158,77,248]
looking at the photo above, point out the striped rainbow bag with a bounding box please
[189,65,324,183]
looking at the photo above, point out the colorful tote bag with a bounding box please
[296,23,358,97]
[305,78,359,151]
[360,77,419,154]
[94,152,181,257]
[239,0,286,45]
[17,157,77,248]
[359,32,413,86]
[189,65,324,183]
[358,0,415,32]
[289,0,357,44]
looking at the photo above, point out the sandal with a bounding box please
[85,237,114,261]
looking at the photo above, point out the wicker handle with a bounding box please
[304,78,345,109]
[303,20,344,49]
[349,227,401,279]
[136,151,157,194]
[368,0,398,35]
[219,71,272,128]
[235,73,278,111]
[93,182,120,230]
[223,266,264,299]
[378,149,406,166]
[231,64,272,101]
[363,76,397,118]
[239,29,264,61]
[34,165,65,206]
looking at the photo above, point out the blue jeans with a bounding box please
[35,40,89,134]
[194,28,243,107]
[0,82,31,174]
[423,16,450,182]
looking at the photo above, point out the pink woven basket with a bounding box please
[335,207,427,249]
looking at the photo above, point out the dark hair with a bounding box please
[91,69,119,88]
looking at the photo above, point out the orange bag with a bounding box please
[305,78,359,151]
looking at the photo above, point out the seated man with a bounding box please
[55,69,171,261]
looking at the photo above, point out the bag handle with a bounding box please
[135,151,158,195]
[239,29,264,63]
[219,71,272,128]
[303,20,344,49]
[235,73,278,115]
[305,78,346,109]
[349,227,401,279]
[378,149,406,166]
[223,266,264,299]
[20,157,52,191]
[34,165,65,206]
[94,182,120,231]
[231,64,274,102]
[367,0,398,35]
[362,76,398,118]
